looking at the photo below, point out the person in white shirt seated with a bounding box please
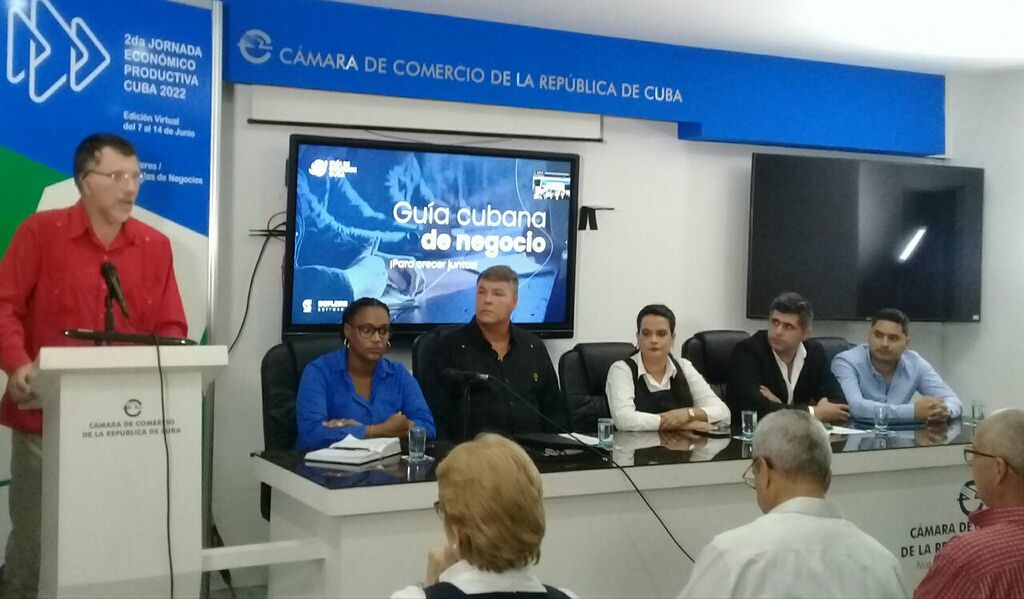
[392,434,577,599]
[605,304,730,432]
[679,410,907,599]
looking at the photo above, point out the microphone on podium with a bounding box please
[101,261,130,318]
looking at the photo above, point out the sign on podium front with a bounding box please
[33,345,227,598]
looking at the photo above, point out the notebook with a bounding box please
[303,435,401,465]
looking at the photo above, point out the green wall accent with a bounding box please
[0,146,69,252]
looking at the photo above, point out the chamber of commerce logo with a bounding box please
[301,298,313,313]
[123,399,142,418]
[958,480,984,516]
[238,29,272,65]
[6,0,110,103]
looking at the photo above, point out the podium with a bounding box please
[32,345,227,597]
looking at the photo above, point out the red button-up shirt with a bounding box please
[0,201,188,434]
[915,505,1024,599]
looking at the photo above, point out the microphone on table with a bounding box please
[452,368,696,562]
[442,368,490,383]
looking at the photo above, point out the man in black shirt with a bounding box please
[419,265,570,441]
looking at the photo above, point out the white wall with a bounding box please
[942,69,1024,411]
[210,81,993,586]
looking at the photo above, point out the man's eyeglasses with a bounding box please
[89,170,144,185]
[963,445,1015,470]
[742,456,772,489]
[433,500,443,520]
[354,324,391,339]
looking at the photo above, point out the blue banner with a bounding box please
[2,0,213,235]
[223,0,944,155]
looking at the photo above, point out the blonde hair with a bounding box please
[436,434,544,572]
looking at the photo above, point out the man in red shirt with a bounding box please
[0,133,187,597]
[915,408,1024,599]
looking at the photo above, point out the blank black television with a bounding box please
[283,135,579,337]
[747,153,983,322]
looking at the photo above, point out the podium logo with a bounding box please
[123,399,142,418]
[6,0,111,104]
[957,480,983,516]
[301,298,313,313]
[238,29,272,65]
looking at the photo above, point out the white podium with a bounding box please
[32,345,227,598]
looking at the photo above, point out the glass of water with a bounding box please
[968,401,986,427]
[408,424,427,462]
[597,418,615,449]
[873,404,891,435]
[741,410,757,440]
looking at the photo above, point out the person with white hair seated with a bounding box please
[915,408,1024,599]
[679,410,907,599]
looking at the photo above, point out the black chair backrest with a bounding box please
[810,336,854,366]
[558,342,637,433]
[681,330,749,385]
[411,324,461,382]
[259,334,344,520]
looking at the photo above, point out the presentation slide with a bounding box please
[288,140,577,330]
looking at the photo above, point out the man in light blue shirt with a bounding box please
[832,308,961,423]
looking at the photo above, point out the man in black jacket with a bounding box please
[728,292,849,424]
[419,265,570,441]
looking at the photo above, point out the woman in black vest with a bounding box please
[391,434,577,599]
[604,304,731,432]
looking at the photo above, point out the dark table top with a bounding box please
[258,420,973,491]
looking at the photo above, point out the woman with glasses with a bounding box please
[295,297,436,451]
[392,434,576,598]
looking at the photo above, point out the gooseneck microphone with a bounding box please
[100,261,130,318]
[442,368,490,383]
[460,368,696,563]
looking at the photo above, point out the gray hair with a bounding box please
[751,410,832,484]
[980,408,1024,478]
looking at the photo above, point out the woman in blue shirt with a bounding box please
[295,297,436,451]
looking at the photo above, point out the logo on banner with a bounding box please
[238,29,273,64]
[6,0,111,103]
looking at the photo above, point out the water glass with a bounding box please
[408,424,427,462]
[969,401,986,426]
[741,410,757,440]
[597,418,615,449]
[873,404,891,435]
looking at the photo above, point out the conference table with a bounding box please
[255,421,975,598]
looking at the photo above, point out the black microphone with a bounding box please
[442,368,489,383]
[478,370,697,563]
[101,262,130,319]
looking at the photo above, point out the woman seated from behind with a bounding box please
[295,297,435,451]
[605,304,730,432]
[392,434,577,598]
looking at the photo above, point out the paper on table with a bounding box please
[827,425,868,435]
[559,433,600,447]
[331,435,400,453]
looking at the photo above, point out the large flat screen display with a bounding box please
[747,153,983,322]
[284,135,579,337]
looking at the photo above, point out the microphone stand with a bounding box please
[103,290,116,346]
[461,384,472,442]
